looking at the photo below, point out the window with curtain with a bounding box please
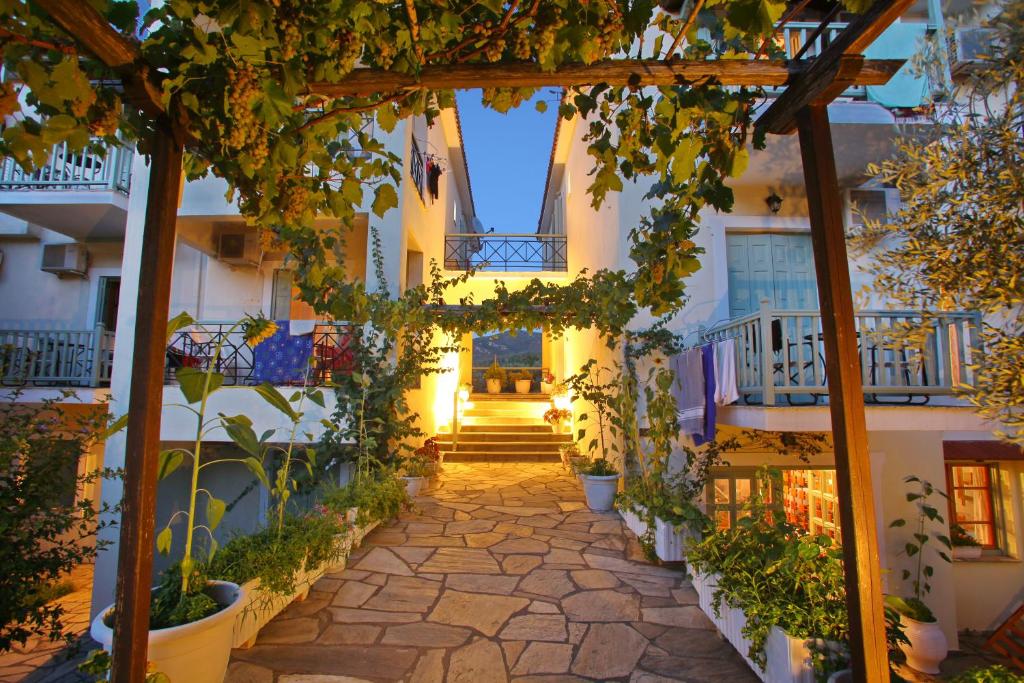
[946,463,1000,549]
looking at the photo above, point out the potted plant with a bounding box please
[484,357,506,394]
[540,370,556,394]
[400,455,430,497]
[951,524,983,560]
[90,313,270,683]
[886,475,952,675]
[578,458,621,511]
[511,369,533,394]
[415,437,443,475]
[544,406,572,434]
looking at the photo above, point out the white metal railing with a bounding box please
[771,22,866,98]
[0,324,115,387]
[702,301,981,405]
[0,140,133,193]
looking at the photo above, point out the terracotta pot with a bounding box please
[91,581,245,683]
[900,614,948,675]
[486,378,502,394]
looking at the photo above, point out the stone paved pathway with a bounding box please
[227,463,758,682]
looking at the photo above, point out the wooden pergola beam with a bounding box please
[306,58,903,95]
[756,0,917,134]
[35,0,167,120]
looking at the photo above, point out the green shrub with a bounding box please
[320,471,408,527]
[949,666,1024,683]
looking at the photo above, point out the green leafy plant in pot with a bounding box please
[885,475,952,675]
[510,369,533,394]
[89,312,281,683]
[578,458,620,512]
[399,454,431,497]
[484,357,506,394]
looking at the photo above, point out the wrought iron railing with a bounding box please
[701,302,981,405]
[0,140,133,193]
[165,321,355,386]
[444,233,568,272]
[410,138,424,200]
[0,325,115,387]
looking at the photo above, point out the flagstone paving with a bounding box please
[227,463,759,682]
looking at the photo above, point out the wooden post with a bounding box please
[111,121,183,683]
[796,103,889,681]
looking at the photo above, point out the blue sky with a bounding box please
[455,90,559,233]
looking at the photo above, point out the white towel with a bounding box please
[714,339,739,406]
[289,319,317,336]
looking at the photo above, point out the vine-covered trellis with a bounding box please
[1,0,912,678]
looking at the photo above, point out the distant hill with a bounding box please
[473,329,543,368]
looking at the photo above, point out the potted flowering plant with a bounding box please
[540,370,556,394]
[951,524,983,560]
[510,369,533,394]
[399,454,431,497]
[415,437,443,475]
[544,406,572,434]
[483,358,506,394]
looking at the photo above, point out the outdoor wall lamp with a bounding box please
[765,192,783,214]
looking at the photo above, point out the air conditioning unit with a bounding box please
[844,188,901,228]
[949,28,993,77]
[41,243,88,277]
[216,229,260,267]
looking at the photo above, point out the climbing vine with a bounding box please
[2,0,873,318]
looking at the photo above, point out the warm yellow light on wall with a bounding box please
[553,393,572,411]
[433,350,461,428]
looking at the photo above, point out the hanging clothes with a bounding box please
[426,159,442,201]
[694,343,716,445]
[714,338,740,406]
[671,347,705,439]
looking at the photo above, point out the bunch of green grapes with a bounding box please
[280,184,311,225]
[226,64,269,168]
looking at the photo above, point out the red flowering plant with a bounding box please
[414,437,441,463]
[543,407,572,425]
[542,371,556,384]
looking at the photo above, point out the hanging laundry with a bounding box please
[694,343,716,445]
[426,159,442,201]
[670,347,705,440]
[714,338,740,406]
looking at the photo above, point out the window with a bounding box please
[726,232,818,317]
[782,469,842,542]
[946,464,999,549]
[707,469,777,530]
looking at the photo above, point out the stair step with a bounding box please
[470,393,552,402]
[436,432,571,444]
[458,424,553,433]
[444,451,560,463]
[462,417,546,426]
[440,441,563,453]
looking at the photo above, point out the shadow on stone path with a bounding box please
[227,463,757,682]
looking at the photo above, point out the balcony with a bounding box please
[0,325,115,388]
[768,22,866,100]
[166,321,356,387]
[0,140,133,239]
[701,304,981,406]
[444,233,567,272]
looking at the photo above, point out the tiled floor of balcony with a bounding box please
[226,463,757,682]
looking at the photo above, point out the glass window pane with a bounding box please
[952,465,987,488]
[735,479,752,504]
[714,479,731,504]
[716,510,731,530]
[961,523,994,547]
[953,488,991,523]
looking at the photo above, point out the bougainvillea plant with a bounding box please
[2,0,873,325]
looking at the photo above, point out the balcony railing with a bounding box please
[769,22,866,99]
[701,302,981,406]
[0,140,133,193]
[166,321,355,387]
[444,233,568,272]
[0,325,115,388]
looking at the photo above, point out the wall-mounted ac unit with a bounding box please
[41,243,88,277]
[844,188,901,228]
[216,229,260,267]
[949,28,993,77]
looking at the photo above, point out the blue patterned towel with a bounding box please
[252,320,313,384]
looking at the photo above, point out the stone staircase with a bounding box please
[436,395,571,463]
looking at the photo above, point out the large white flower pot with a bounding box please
[540,382,554,394]
[515,379,532,394]
[91,581,244,683]
[233,578,295,649]
[654,517,696,562]
[953,545,982,560]
[403,476,426,497]
[581,474,620,511]
[486,379,502,394]
[619,505,649,539]
[900,615,948,675]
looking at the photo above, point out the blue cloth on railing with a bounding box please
[671,347,705,439]
[864,22,930,108]
[252,320,312,384]
[695,343,717,446]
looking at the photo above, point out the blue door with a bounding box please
[727,233,817,316]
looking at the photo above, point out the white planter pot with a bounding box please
[337,461,356,487]
[92,581,245,683]
[540,382,554,394]
[619,505,649,539]
[953,545,982,560]
[581,474,620,511]
[515,379,532,394]
[486,379,502,394]
[654,516,696,562]
[351,519,380,548]
[233,578,295,649]
[403,476,426,497]
[690,569,838,682]
[900,615,948,675]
